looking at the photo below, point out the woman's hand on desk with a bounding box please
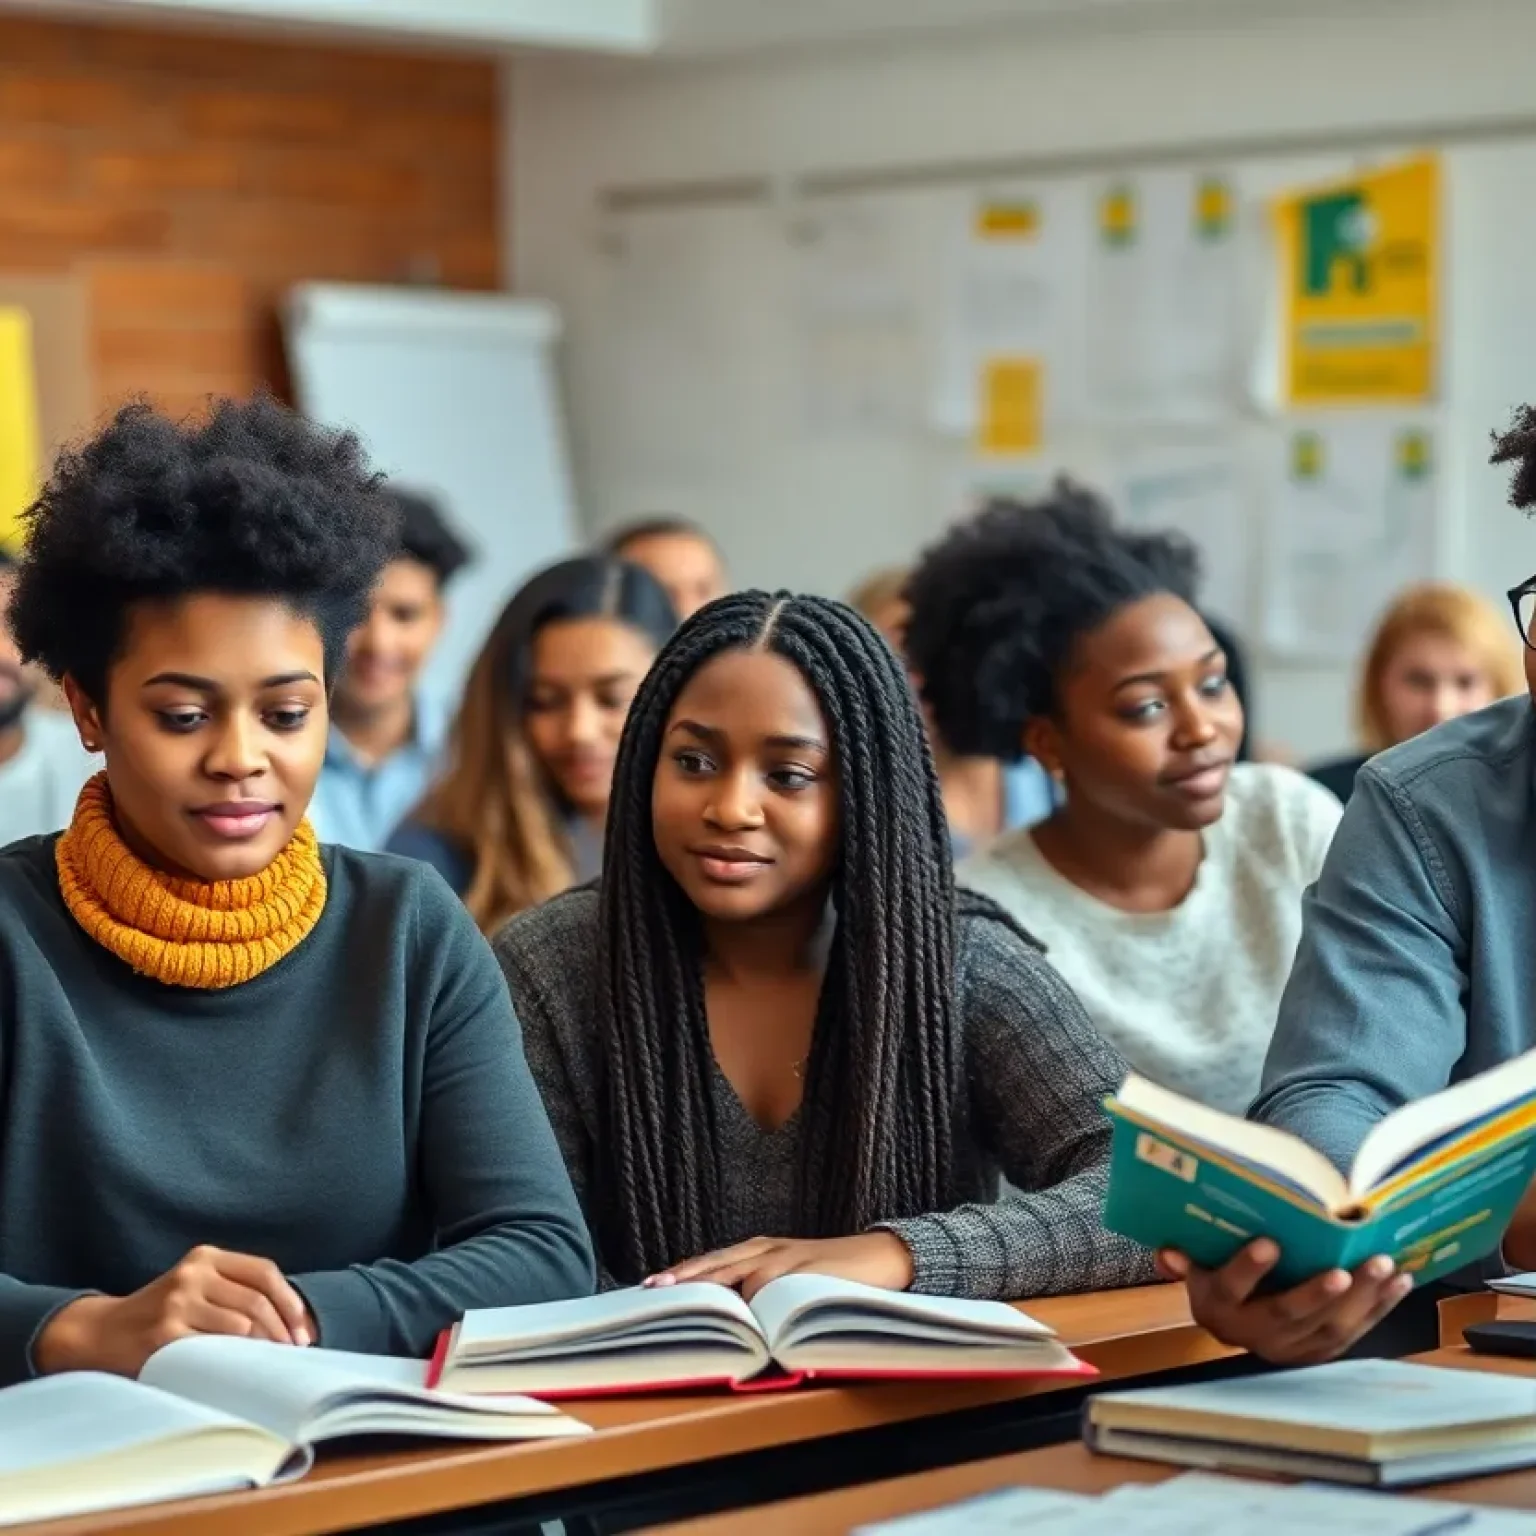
[1158,1240,1413,1364]
[34,1246,315,1376]
[645,1233,916,1302]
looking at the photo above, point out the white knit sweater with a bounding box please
[959,764,1343,1114]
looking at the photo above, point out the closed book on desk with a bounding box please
[1084,1358,1536,1487]
[428,1274,1090,1398]
[1102,1051,1536,1290]
[0,1336,587,1528]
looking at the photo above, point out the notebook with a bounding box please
[854,1473,1536,1534]
[0,1335,587,1529]
[1102,1052,1536,1289]
[1083,1358,1536,1487]
[427,1273,1090,1397]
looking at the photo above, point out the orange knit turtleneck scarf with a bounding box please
[56,773,327,990]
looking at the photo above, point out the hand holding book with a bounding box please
[1157,1240,1412,1366]
[1102,1050,1536,1365]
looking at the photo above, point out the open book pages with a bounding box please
[439,1273,1076,1395]
[1112,1045,1536,1212]
[1110,1075,1348,1209]
[139,1335,586,1444]
[447,1282,775,1393]
[856,1474,1536,1535]
[0,1372,302,1530]
[747,1274,1070,1374]
[0,1340,588,1530]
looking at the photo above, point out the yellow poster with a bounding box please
[0,307,40,554]
[1275,154,1438,406]
[978,357,1042,456]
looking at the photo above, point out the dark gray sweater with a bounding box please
[494,887,1156,1300]
[0,836,595,1387]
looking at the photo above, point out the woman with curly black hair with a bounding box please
[1165,408,1536,1366]
[493,589,1154,1300]
[904,484,1341,1117]
[0,397,593,1388]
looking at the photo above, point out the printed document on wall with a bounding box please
[1114,443,1251,627]
[793,199,920,437]
[1087,170,1245,426]
[1261,415,1437,661]
[933,185,1084,449]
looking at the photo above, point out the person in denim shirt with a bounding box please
[309,490,470,851]
[1162,408,1536,1362]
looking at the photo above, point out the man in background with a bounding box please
[606,516,728,621]
[0,547,96,847]
[309,488,471,851]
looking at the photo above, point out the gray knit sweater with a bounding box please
[493,887,1156,1301]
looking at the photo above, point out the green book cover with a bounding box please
[1102,1104,1536,1290]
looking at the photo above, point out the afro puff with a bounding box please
[8,395,400,703]
[903,480,1202,759]
[1491,404,1536,514]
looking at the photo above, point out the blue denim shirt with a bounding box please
[1253,695,1536,1173]
[308,694,450,854]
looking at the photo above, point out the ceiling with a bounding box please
[653,0,1268,55]
[0,0,1281,56]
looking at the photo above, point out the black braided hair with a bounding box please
[594,589,966,1282]
[1492,405,1536,512]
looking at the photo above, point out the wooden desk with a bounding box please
[13,1285,1233,1536]
[652,1439,1536,1535]
[655,1341,1536,1536]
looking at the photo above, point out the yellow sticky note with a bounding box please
[1100,184,1137,248]
[978,358,1042,456]
[0,307,40,555]
[976,199,1040,240]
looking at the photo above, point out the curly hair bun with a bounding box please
[903,480,1201,758]
[1491,405,1536,514]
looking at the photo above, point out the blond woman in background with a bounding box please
[1308,583,1524,805]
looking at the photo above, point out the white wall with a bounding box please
[508,0,1536,759]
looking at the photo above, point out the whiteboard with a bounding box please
[285,283,579,703]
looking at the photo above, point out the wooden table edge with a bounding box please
[13,1286,1232,1536]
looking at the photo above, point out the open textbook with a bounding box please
[0,1335,587,1529]
[854,1473,1536,1533]
[428,1274,1089,1397]
[1103,1051,1536,1288]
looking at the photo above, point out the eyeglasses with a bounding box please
[1509,578,1536,651]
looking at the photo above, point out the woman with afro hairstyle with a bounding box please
[1161,409,1536,1366]
[904,483,1342,1118]
[0,398,592,1389]
[493,590,1155,1300]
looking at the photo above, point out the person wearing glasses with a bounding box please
[1161,409,1536,1364]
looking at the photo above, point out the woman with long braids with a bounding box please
[493,589,1154,1298]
